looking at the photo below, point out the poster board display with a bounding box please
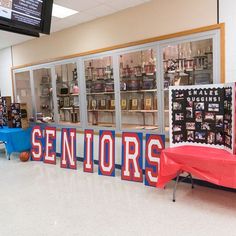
[169,83,235,153]
[0,96,11,127]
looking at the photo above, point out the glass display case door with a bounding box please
[84,55,116,128]
[14,70,34,121]
[159,31,220,137]
[32,67,56,123]
[54,62,80,125]
[117,46,161,132]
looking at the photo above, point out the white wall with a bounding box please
[220,0,236,83]
[0,47,13,97]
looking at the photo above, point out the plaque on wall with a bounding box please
[144,97,152,110]
[131,98,138,110]
[121,99,127,110]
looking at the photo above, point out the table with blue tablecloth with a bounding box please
[0,127,32,159]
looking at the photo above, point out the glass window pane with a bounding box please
[163,39,213,134]
[15,71,33,121]
[55,63,80,125]
[33,68,54,123]
[85,56,115,128]
[119,48,158,131]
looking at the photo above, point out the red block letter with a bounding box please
[31,126,43,161]
[145,135,164,186]
[121,133,143,182]
[61,128,77,169]
[99,131,115,176]
[84,130,94,173]
[44,127,56,165]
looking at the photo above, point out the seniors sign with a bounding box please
[31,126,165,187]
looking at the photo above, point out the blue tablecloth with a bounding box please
[0,127,32,155]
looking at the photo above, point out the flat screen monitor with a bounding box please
[0,0,53,37]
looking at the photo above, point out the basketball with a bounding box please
[19,152,30,162]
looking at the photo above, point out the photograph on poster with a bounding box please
[174,134,184,142]
[207,132,215,144]
[216,115,223,128]
[195,111,203,122]
[173,125,182,132]
[195,102,205,111]
[224,122,232,136]
[186,107,193,118]
[174,91,184,99]
[225,114,231,120]
[173,102,182,110]
[216,132,224,144]
[225,135,231,146]
[224,101,228,109]
[187,131,194,141]
[205,112,215,120]
[208,103,220,112]
[186,122,195,130]
[187,101,193,107]
[225,88,232,98]
[201,122,211,130]
[195,131,206,140]
[175,113,184,121]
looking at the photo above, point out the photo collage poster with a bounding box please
[169,83,235,153]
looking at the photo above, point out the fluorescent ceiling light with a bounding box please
[52,4,78,19]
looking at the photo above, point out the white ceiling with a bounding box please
[0,0,150,50]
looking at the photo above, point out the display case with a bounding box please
[33,68,54,123]
[162,38,214,134]
[14,71,33,121]
[12,26,222,135]
[119,48,159,131]
[55,63,80,125]
[84,56,115,127]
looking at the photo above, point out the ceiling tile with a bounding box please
[51,12,97,32]
[106,0,145,11]
[54,0,100,12]
[82,4,117,18]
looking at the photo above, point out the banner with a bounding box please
[30,126,166,187]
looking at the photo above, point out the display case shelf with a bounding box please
[120,89,157,94]
[121,110,158,113]
[61,107,79,110]
[87,92,115,95]
[122,124,158,130]
[88,109,115,112]
[58,94,79,97]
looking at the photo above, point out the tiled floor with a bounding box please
[0,153,236,236]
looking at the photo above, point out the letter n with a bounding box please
[61,128,77,169]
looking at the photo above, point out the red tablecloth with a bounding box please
[157,146,236,189]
